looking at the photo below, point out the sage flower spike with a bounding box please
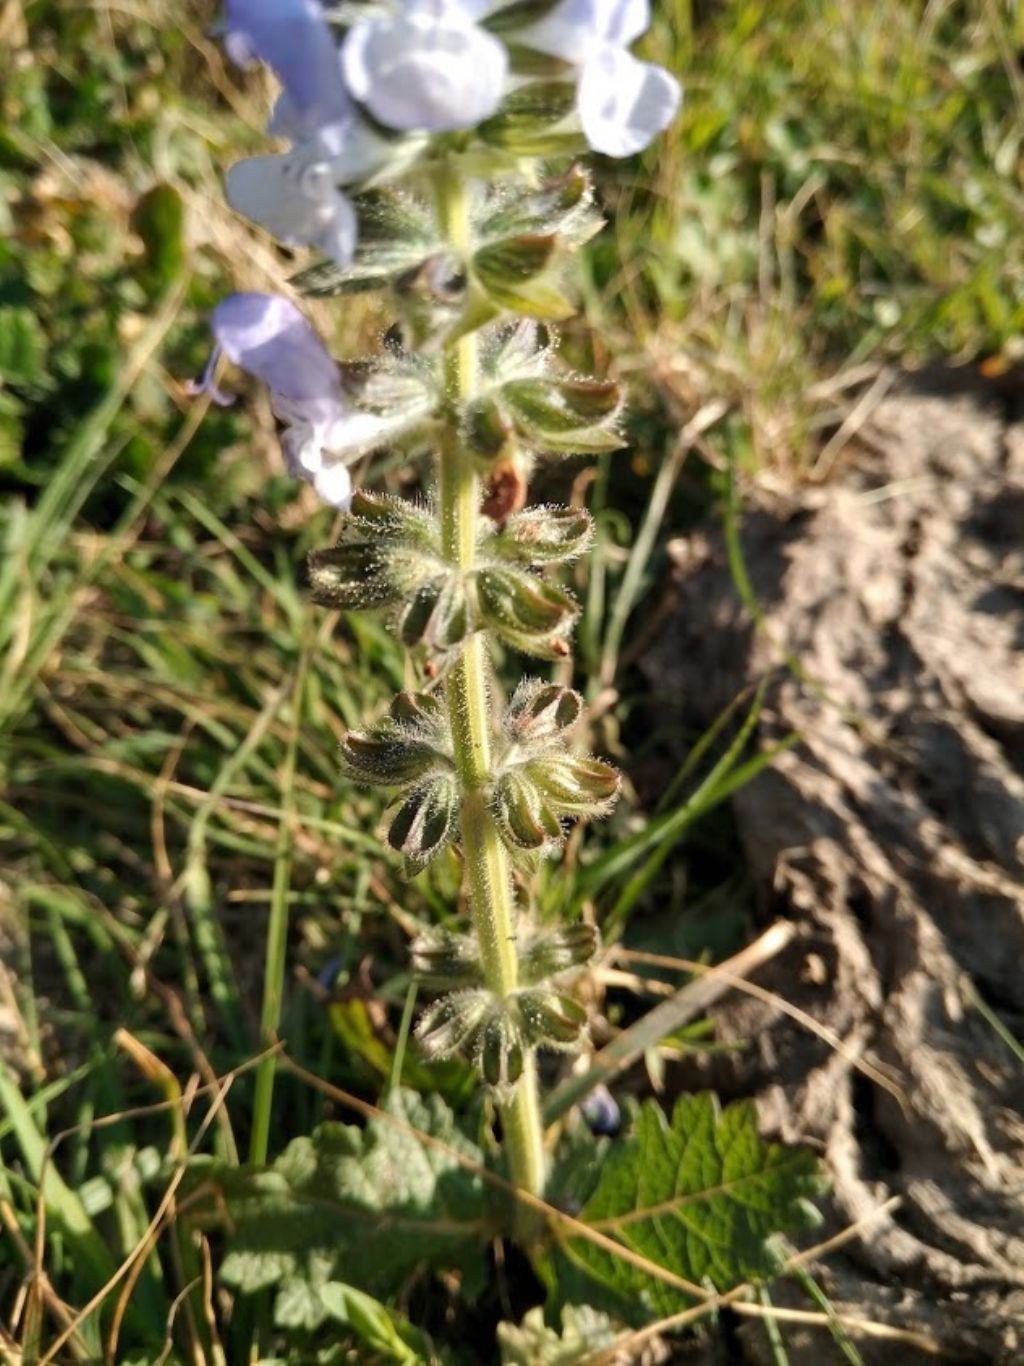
[223,0,351,137]
[343,0,509,133]
[191,293,366,508]
[520,0,682,157]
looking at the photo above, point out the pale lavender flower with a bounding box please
[223,0,351,137]
[191,293,365,507]
[343,0,509,133]
[225,154,359,267]
[520,0,681,157]
[221,1,396,265]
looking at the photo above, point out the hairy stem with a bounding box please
[435,167,546,1216]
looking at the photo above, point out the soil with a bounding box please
[641,369,1024,1363]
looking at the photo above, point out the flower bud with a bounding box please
[479,1011,525,1091]
[493,769,564,851]
[416,990,491,1058]
[518,988,587,1048]
[339,689,452,788]
[482,318,551,385]
[518,923,598,983]
[475,566,576,658]
[400,575,470,651]
[340,728,449,787]
[473,234,574,321]
[492,753,620,855]
[306,543,397,610]
[477,163,599,245]
[386,775,459,873]
[308,492,445,611]
[290,190,443,299]
[340,355,439,443]
[410,932,484,989]
[503,376,623,453]
[389,690,445,725]
[483,506,593,565]
[464,397,517,464]
[478,80,582,157]
[394,252,472,351]
[528,754,621,810]
[347,490,437,547]
[505,680,583,740]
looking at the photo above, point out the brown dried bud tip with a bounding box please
[481,459,528,523]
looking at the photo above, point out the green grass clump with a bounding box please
[602,0,1024,466]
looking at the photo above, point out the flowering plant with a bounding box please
[197,0,679,1195]
[189,2,820,1351]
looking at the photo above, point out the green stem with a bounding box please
[435,167,546,1217]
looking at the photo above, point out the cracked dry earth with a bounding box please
[641,371,1024,1363]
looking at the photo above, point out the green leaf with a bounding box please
[218,1090,487,1329]
[0,306,46,386]
[551,1094,822,1321]
[0,407,24,465]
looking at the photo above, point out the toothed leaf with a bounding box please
[547,1094,823,1321]
[217,1091,486,1328]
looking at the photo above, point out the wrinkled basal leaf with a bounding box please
[553,1093,822,1320]
[218,1089,488,1329]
